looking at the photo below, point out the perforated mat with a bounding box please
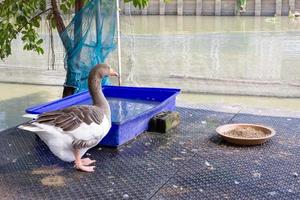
[0,107,299,199]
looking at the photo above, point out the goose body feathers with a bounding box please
[19,105,111,162]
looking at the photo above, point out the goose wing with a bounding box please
[34,105,104,132]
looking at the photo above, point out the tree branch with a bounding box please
[5,7,52,46]
[16,8,52,33]
[50,0,72,51]
[50,0,66,34]
[75,0,84,12]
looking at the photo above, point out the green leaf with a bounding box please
[21,35,27,41]
[50,18,57,29]
[32,19,40,28]
[124,0,151,9]
[60,4,68,13]
[23,44,29,50]
[36,47,44,55]
[36,38,43,45]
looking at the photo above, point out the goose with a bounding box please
[19,64,118,172]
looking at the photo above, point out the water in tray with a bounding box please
[79,98,159,123]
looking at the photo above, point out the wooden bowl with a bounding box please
[216,123,276,146]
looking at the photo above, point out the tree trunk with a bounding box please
[75,0,84,46]
[50,0,84,98]
[75,0,84,12]
[74,0,84,75]
[50,0,67,46]
[62,85,76,98]
[62,0,84,98]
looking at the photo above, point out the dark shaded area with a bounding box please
[0,107,299,200]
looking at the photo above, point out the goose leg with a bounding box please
[74,149,95,172]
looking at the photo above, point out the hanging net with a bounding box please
[60,0,117,93]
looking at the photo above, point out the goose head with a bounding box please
[92,64,118,79]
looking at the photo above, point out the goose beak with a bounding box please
[109,68,119,77]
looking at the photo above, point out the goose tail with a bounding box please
[18,122,42,132]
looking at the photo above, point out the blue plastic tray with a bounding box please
[26,86,180,147]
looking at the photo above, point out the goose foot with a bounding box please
[81,158,96,166]
[75,164,95,172]
[73,150,96,172]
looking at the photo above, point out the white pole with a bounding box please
[116,0,122,86]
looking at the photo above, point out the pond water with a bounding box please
[118,16,300,96]
[1,16,300,96]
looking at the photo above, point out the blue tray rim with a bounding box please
[25,86,181,124]
[25,90,90,114]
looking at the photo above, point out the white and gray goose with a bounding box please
[19,64,118,172]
